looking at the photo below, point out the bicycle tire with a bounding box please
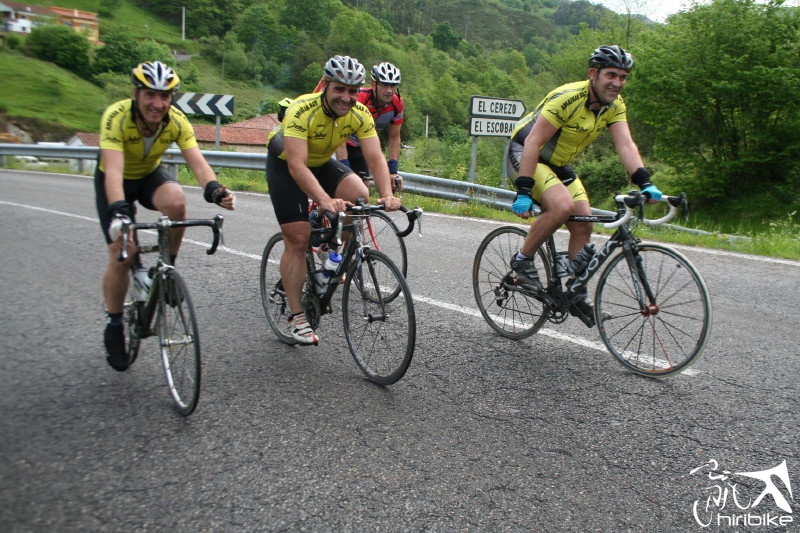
[156,269,201,416]
[472,226,551,339]
[595,243,712,377]
[342,249,416,385]
[125,300,143,366]
[260,233,298,345]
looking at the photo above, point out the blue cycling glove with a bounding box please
[512,176,535,216]
[630,167,662,201]
[641,185,662,201]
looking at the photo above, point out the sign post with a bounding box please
[173,93,235,150]
[468,95,526,182]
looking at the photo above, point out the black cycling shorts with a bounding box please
[95,164,177,244]
[345,145,369,178]
[266,154,352,225]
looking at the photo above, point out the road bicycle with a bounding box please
[309,173,419,282]
[472,191,712,377]
[260,201,419,385]
[118,214,224,415]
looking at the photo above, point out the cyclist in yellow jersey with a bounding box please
[506,45,662,323]
[96,61,236,371]
[266,55,401,346]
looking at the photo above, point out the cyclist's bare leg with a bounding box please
[519,184,573,257]
[565,199,593,260]
[103,239,136,314]
[334,172,370,204]
[152,181,187,257]
[280,220,312,314]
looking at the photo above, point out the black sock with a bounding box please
[106,312,124,327]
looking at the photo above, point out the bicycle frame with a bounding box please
[118,214,224,336]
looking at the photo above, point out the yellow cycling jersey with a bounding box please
[267,92,377,167]
[510,80,627,167]
[99,99,198,180]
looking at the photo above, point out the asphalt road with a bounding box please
[1,170,798,532]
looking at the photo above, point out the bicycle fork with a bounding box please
[622,244,659,317]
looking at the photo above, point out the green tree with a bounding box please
[432,22,461,52]
[26,25,91,78]
[325,8,387,62]
[631,0,800,207]
[93,31,140,76]
[137,40,175,66]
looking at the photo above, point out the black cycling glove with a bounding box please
[107,200,132,220]
[204,180,228,206]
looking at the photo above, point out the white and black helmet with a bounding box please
[131,61,181,92]
[323,55,366,86]
[371,62,401,84]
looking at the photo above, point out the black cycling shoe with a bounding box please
[510,254,543,293]
[104,324,130,371]
[570,298,611,328]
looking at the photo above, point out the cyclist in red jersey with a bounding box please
[335,62,405,192]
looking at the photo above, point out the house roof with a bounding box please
[48,5,98,22]
[70,132,99,146]
[70,114,279,149]
[193,114,279,146]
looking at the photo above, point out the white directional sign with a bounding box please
[174,92,235,117]
[469,117,519,137]
[470,96,526,119]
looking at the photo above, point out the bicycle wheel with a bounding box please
[360,211,407,277]
[260,233,298,345]
[356,212,407,302]
[156,269,201,415]
[472,226,551,339]
[595,243,712,377]
[125,300,143,366]
[342,249,415,385]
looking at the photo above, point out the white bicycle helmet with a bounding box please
[323,55,366,86]
[371,62,401,84]
[131,61,181,92]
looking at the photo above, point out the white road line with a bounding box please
[5,199,773,378]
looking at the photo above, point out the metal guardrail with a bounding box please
[0,143,725,238]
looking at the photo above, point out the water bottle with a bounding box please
[132,267,153,302]
[568,243,596,277]
[555,252,570,278]
[313,250,342,295]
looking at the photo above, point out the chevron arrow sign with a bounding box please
[173,93,235,117]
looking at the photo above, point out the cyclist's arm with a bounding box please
[518,117,558,178]
[183,146,236,210]
[101,148,126,204]
[609,121,644,175]
[360,136,400,210]
[386,123,401,165]
[284,137,347,214]
[334,143,348,162]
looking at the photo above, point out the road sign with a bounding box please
[469,117,518,137]
[174,93,234,117]
[470,96,526,119]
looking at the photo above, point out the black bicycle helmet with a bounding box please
[131,61,180,92]
[323,55,366,86]
[371,62,401,84]
[588,45,633,71]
